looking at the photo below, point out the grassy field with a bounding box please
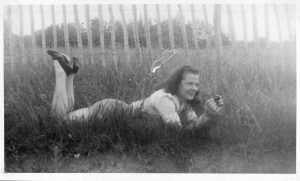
[4,44,296,173]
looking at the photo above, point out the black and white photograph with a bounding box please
[1,0,298,179]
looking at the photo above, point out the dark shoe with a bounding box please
[72,57,80,73]
[47,50,74,75]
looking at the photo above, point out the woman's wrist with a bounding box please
[188,112,210,129]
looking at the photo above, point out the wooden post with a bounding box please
[190,4,199,49]
[241,4,248,50]
[263,4,270,70]
[7,5,15,70]
[51,5,57,49]
[85,5,94,64]
[156,5,163,49]
[144,5,152,60]
[29,5,37,63]
[40,5,47,62]
[178,4,189,63]
[120,4,130,67]
[167,4,175,49]
[109,5,118,70]
[214,4,222,62]
[273,4,282,43]
[19,5,26,64]
[252,4,258,47]
[264,4,270,44]
[62,5,70,55]
[226,4,236,43]
[132,5,142,63]
[202,5,211,52]
[284,4,293,41]
[132,5,139,49]
[273,4,283,68]
[73,5,84,64]
[98,5,106,68]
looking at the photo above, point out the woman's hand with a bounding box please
[204,95,224,117]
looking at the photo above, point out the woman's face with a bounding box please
[177,72,199,101]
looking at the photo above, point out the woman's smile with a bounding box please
[177,73,200,101]
[187,91,196,97]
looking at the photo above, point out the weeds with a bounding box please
[4,45,296,171]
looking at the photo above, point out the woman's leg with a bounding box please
[66,57,79,111]
[65,99,131,122]
[66,73,75,111]
[48,51,69,118]
[48,50,75,118]
[48,50,131,122]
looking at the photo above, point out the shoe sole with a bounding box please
[47,50,79,75]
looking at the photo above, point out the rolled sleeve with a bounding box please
[185,109,198,121]
[154,96,181,125]
[181,106,199,128]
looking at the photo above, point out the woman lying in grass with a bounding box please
[47,50,224,129]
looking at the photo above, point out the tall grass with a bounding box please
[4,44,296,164]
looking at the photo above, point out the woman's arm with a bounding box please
[184,111,211,129]
[184,97,224,129]
[155,96,182,127]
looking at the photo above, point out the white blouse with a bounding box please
[131,89,198,126]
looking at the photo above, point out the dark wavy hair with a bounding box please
[159,66,205,120]
[163,65,199,95]
[161,66,203,115]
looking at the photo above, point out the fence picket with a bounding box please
[178,4,189,62]
[252,4,258,47]
[63,5,70,55]
[144,5,152,61]
[51,5,57,49]
[132,5,142,63]
[214,4,222,61]
[7,6,14,70]
[227,4,236,42]
[264,4,270,44]
[120,5,130,67]
[109,5,118,70]
[167,5,175,49]
[98,5,106,68]
[19,5,26,64]
[273,4,282,43]
[202,4,211,52]
[284,4,292,41]
[85,5,94,64]
[241,4,248,50]
[156,5,163,49]
[73,5,84,64]
[30,5,37,63]
[190,4,199,50]
[40,5,47,62]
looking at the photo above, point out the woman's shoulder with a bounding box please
[148,89,180,108]
[150,89,176,99]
